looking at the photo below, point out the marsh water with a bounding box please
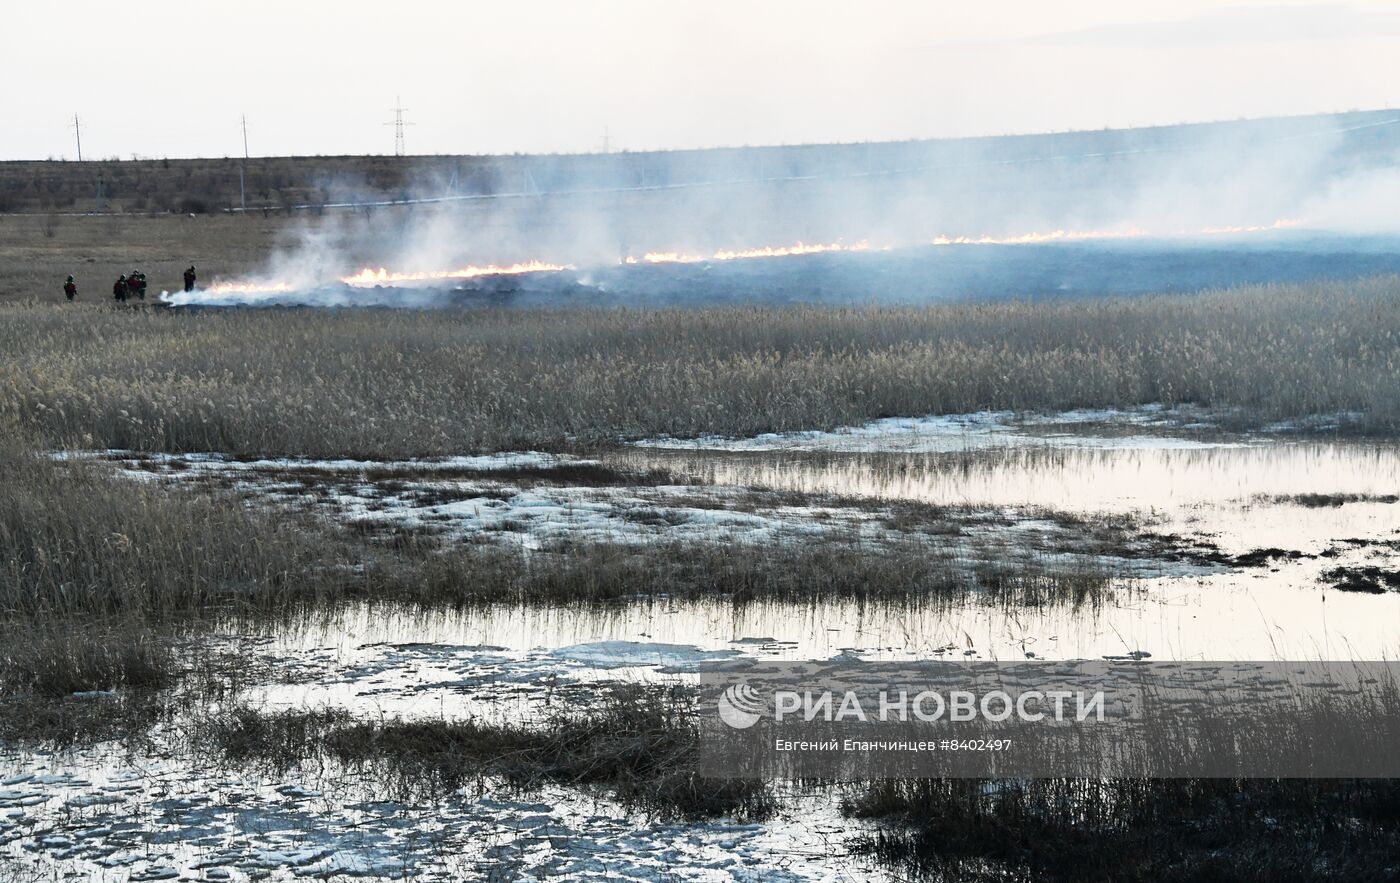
[7,408,1400,880]
[272,410,1400,666]
[616,429,1400,660]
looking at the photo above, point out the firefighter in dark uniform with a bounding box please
[114,275,128,302]
[63,275,77,301]
[183,265,197,293]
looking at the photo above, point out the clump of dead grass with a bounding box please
[202,685,774,821]
[845,777,1400,882]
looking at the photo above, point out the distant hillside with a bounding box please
[3,110,1397,216]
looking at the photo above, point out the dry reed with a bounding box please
[2,278,1397,458]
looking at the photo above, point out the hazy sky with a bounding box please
[7,1,1400,160]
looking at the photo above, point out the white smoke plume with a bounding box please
[163,110,1400,308]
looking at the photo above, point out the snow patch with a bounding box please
[633,405,1251,453]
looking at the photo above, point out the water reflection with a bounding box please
[619,443,1400,516]
[268,571,1395,666]
[256,439,1400,664]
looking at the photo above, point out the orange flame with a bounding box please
[625,240,877,265]
[932,228,1150,246]
[931,219,1300,247]
[206,280,296,295]
[341,260,570,287]
[625,251,704,264]
[1199,219,1301,235]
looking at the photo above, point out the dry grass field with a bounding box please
[2,278,1398,456]
[0,212,284,302]
[0,204,538,303]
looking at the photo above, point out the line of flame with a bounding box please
[929,219,1300,247]
[207,261,571,295]
[203,220,1301,295]
[203,280,296,295]
[341,260,571,287]
[625,240,876,265]
[1199,219,1302,235]
[931,228,1150,246]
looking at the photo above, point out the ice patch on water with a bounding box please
[551,641,743,671]
[1,746,866,882]
[634,411,1021,452]
[632,405,1252,453]
[61,447,1222,585]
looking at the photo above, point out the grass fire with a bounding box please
[5,4,1400,881]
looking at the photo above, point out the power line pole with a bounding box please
[385,96,413,156]
[73,114,83,162]
[597,125,613,154]
[239,114,249,211]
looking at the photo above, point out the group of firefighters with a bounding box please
[62,266,197,302]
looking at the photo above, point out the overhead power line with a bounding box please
[385,97,413,156]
